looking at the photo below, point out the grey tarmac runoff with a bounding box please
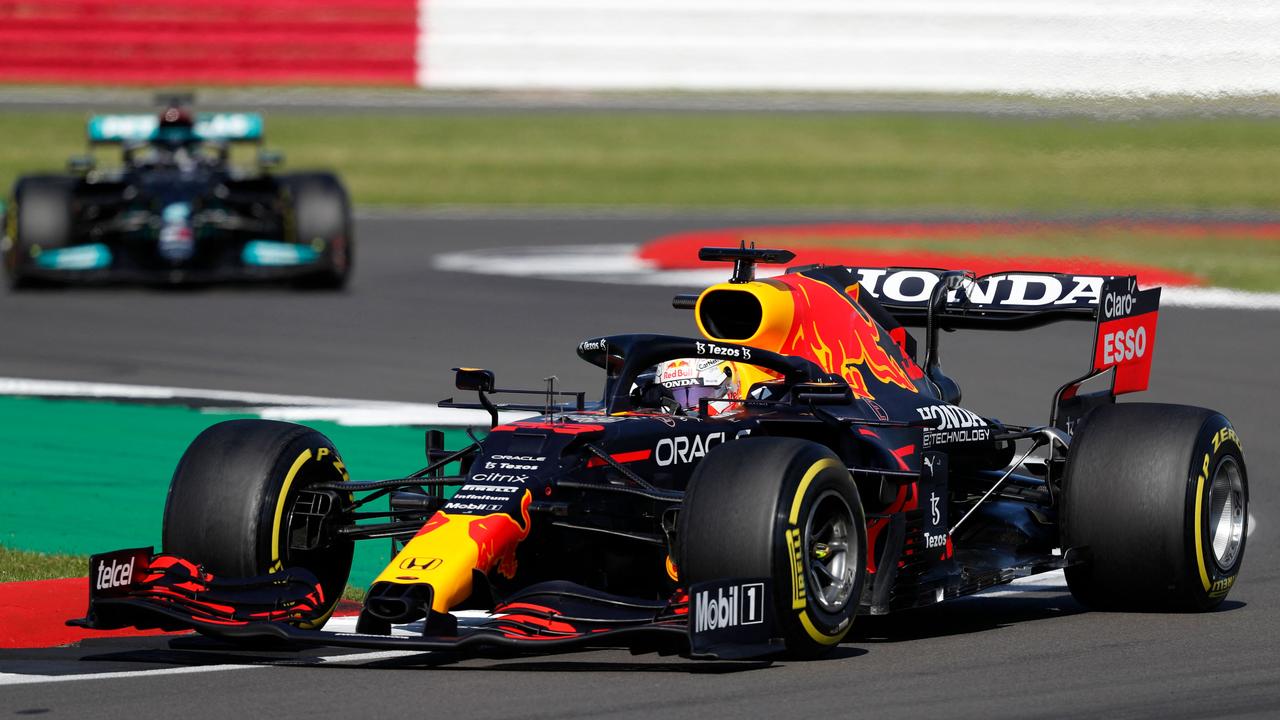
[1,213,1277,719]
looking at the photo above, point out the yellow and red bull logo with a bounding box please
[467,501,534,580]
[374,490,533,612]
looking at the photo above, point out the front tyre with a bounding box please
[6,176,74,289]
[680,438,866,657]
[162,419,354,627]
[1062,403,1247,611]
[282,174,352,290]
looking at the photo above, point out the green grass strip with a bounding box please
[3,111,1280,210]
[0,545,88,582]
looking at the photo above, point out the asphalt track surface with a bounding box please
[2,214,1278,718]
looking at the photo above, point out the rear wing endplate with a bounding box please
[1047,275,1162,431]
[1088,276,1161,395]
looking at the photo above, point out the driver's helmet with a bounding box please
[654,358,742,416]
[155,106,197,148]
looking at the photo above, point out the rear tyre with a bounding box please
[1062,403,1247,611]
[283,174,352,290]
[5,177,74,289]
[162,419,354,627]
[680,437,866,657]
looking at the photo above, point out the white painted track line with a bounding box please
[0,649,424,687]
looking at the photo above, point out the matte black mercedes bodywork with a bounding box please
[4,108,351,287]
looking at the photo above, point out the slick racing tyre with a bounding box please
[5,176,74,289]
[1062,403,1247,611]
[680,437,866,658]
[283,174,352,290]
[163,420,354,627]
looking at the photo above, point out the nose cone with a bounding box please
[371,490,533,614]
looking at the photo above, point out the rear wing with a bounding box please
[847,266,1161,393]
[87,113,264,144]
[849,267,1116,330]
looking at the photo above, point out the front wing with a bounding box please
[17,253,331,285]
[69,548,781,660]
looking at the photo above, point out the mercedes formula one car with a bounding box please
[3,97,351,289]
[73,247,1248,659]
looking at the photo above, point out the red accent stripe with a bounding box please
[494,614,578,634]
[501,630,565,640]
[496,602,560,615]
[491,422,604,435]
[891,444,915,472]
[145,587,237,614]
[865,482,914,574]
[585,449,652,468]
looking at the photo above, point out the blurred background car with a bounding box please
[4,95,352,289]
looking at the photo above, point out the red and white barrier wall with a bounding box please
[2,0,1277,94]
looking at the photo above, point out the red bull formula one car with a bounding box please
[73,246,1248,659]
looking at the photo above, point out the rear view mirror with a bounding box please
[257,149,284,171]
[67,155,96,175]
[453,367,495,393]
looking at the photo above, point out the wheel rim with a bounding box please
[803,490,857,612]
[1208,456,1245,570]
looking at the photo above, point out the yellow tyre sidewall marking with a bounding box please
[1193,452,1211,592]
[271,448,313,570]
[270,447,347,630]
[801,611,846,646]
[786,457,850,645]
[788,458,838,525]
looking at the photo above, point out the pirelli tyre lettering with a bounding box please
[1192,424,1246,601]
